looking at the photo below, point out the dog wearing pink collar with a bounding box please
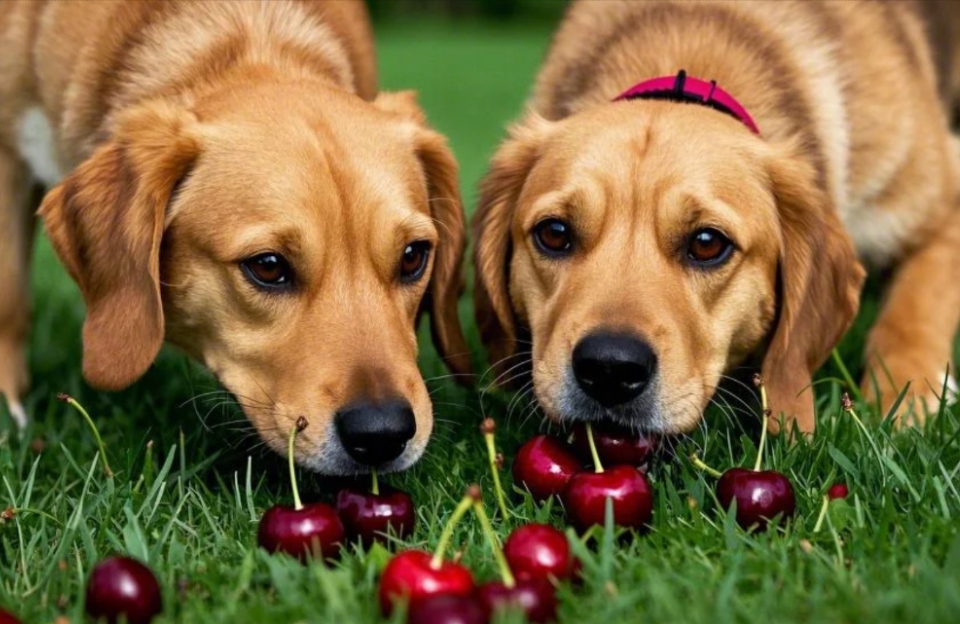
[474,0,960,435]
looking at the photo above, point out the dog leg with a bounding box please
[862,204,960,425]
[0,146,33,428]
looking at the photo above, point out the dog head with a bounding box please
[40,86,470,473]
[474,101,863,434]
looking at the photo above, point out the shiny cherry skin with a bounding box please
[336,486,415,546]
[0,608,22,624]
[572,422,656,468]
[257,502,345,561]
[378,550,475,616]
[827,483,849,500]
[407,594,488,624]
[503,523,578,583]
[513,435,581,501]
[84,556,163,624]
[716,468,796,531]
[477,578,557,623]
[562,465,653,533]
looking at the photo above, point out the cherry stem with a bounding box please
[431,487,478,570]
[754,377,770,472]
[689,453,723,479]
[813,494,830,533]
[586,423,604,474]
[288,417,308,511]
[57,393,113,478]
[482,419,510,520]
[473,499,516,588]
[371,468,380,496]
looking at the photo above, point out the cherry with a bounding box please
[84,556,162,624]
[691,375,796,531]
[407,594,487,624]
[477,578,557,623]
[336,470,415,547]
[379,487,479,616]
[0,608,22,624]
[562,424,653,532]
[471,488,558,623]
[480,418,510,519]
[258,417,345,561]
[571,422,656,468]
[828,483,849,500]
[503,524,578,584]
[513,435,581,501]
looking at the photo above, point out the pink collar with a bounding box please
[613,70,760,135]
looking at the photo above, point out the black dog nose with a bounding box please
[572,331,658,407]
[334,400,416,466]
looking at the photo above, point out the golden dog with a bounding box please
[0,0,471,473]
[475,0,960,434]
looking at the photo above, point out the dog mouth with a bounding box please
[298,427,427,476]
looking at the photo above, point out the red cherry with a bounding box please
[257,503,345,561]
[827,483,849,500]
[503,524,578,583]
[477,578,557,623]
[336,485,415,546]
[716,467,796,531]
[84,556,163,624]
[571,423,655,468]
[513,435,581,501]
[378,550,475,616]
[407,594,487,624]
[0,608,22,624]
[562,465,653,533]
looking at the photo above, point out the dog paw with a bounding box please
[861,362,956,426]
[8,400,27,428]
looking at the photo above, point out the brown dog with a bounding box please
[0,0,471,473]
[475,0,960,435]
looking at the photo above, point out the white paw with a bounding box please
[8,401,27,428]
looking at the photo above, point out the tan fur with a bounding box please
[475,0,960,434]
[0,0,470,473]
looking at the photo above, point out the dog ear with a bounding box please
[761,150,865,434]
[375,91,472,378]
[473,114,553,382]
[39,101,200,391]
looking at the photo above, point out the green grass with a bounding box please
[3,20,960,624]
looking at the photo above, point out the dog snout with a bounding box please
[334,399,417,466]
[572,331,658,407]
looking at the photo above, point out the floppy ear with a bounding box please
[375,91,472,378]
[473,115,553,382]
[38,101,199,391]
[761,151,865,434]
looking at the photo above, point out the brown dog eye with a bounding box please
[533,218,574,257]
[400,241,431,283]
[687,228,734,266]
[240,253,293,290]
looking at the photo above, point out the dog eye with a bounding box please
[400,241,431,283]
[533,218,574,257]
[240,253,293,289]
[687,228,734,266]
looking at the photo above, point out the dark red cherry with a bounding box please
[513,435,581,501]
[562,465,653,533]
[827,483,849,500]
[503,523,578,583]
[716,467,796,531]
[336,485,415,546]
[407,593,487,624]
[257,502,345,561]
[572,422,656,468]
[477,578,557,623]
[84,556,163,624]
[378,550,475,616]
[0,608,22,624]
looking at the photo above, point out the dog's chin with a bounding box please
[297,436,426,476]
[550,369,693,435]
